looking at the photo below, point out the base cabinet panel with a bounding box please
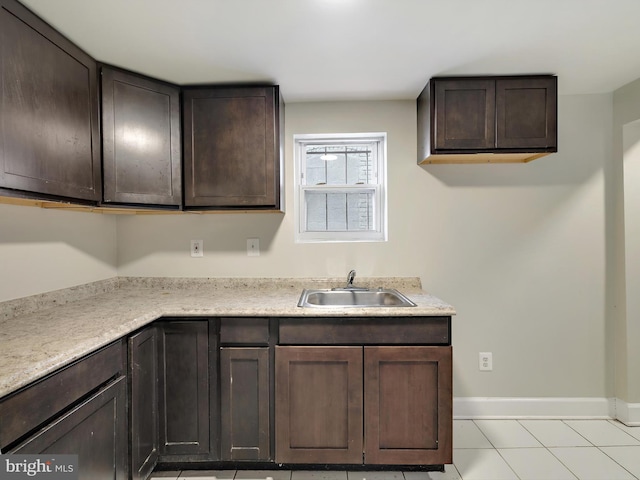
[129,327,159,480]
[11,377,128,480]
[220,347,270,461]
[158,321,210,457]
[275,344,452,466]
[275,346,363,464]
[364,346,452,465]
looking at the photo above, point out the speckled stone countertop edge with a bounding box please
[0,276,455,399]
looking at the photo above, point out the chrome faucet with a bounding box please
[332,269,367,291]
[346,269,356,288]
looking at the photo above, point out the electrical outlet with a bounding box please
[479,352,493,371]
[247,238,260,257]
[190,240,203,257]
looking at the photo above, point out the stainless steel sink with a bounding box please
[297,288,417,308]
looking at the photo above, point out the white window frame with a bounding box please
[294,132,388,243]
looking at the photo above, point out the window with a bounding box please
[294,133,387,243]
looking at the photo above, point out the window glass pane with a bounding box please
[305,191,374,232]
[326,153,347,185]
[305,150,327,185]
[305,144,376,186]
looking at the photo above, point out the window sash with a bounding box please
[301,186,380,233]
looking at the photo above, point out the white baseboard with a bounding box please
[454,397,616,420]
[615,399,640,426]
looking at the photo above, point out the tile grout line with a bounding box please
[562,418,640,479]
[471,420,523,480]
[515,418,582,479]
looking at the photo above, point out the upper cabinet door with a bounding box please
[183,86,283,210]
[496,76,557,150]
[101,67,182,206]
[0,0,101,201]
[433,78,496,150]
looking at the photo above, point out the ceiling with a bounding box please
[19,0,640,102]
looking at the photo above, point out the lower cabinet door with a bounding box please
[11,376,128,480]
[129,326,159,480]
[275,346,363,464]
[364,346,453,465]
[220,347,270,460]
[157,321,210,457]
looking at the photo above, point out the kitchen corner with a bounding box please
[0,276,454,398]
[0,276,455,472]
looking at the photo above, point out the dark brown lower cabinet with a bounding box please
[364,346,452,465]
[275,346,364,464]
[275,345,452,466]
[11,376,128,480]
[157,320,211,458]
[129,326,159,479]
[220,347,270,461]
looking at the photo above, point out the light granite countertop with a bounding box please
[0,277,455,399]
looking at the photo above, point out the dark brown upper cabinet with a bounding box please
[183,86,283,210]
[101,66,181,207]
[418,75,557,164]
[0,0,101,201]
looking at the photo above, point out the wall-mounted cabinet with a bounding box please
[0,0,101,202]
[0,0,284,213]
[183,86,284,211]
[101,66,182,208]
[418,75,557,164]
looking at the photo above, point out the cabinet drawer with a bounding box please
[220,318,270,345]
[279,317,450,345]
[0,340,125,449]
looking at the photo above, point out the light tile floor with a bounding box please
[150,419,640,480]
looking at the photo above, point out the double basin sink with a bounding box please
[298,288,417,308]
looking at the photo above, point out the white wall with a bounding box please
[117,101,428,279]
[623,121,640,406]
[613,77,640,407]
[431,94,612,399]
[116,95,613,400]
[0,204,117,302]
